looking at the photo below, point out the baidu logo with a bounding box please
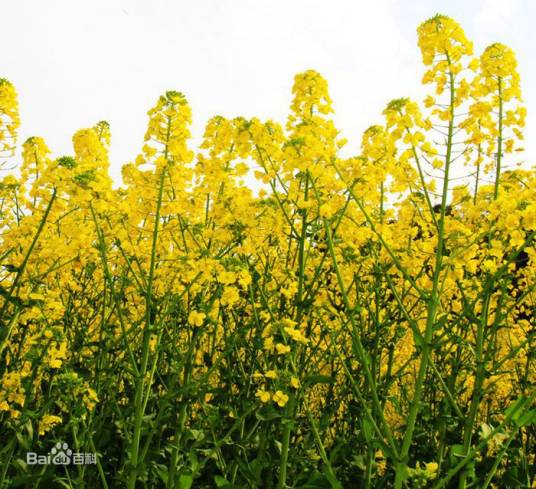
[27,442,96,466]
[51,442,72,464]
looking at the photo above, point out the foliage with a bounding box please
[0,14,535,489]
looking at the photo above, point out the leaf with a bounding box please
[15,431,30,451]
[249,456,268,485]
[154,464,168,485]
[321,465,343,489]
[255,405,282,421]
[361,417,373,443]
[516,409,536,428]
[451,444,466,458]
[351,455,366,471]
[188,450,200,474]
[504,396,529,425]
[178,473,193,489]
[299,471,334,488]
[232,453,255,483]
[13,458,29,474]
[214,475,231,487]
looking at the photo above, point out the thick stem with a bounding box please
[128,120,170,488]
[277,397,294,489]
[394,58,456,489]
[457,290,491,489]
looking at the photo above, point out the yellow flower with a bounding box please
[481,43,518,79]
[220,286,240,306]
[39,414,62,436]
[48,341,68,369]
[375,450,387,476]
[275,343,291,355]
[425,462,439,476]
[319,202,335,218]
[280,282,298,300]
[265,370,277,379]
[83,387,99,411]
[424,95,435,108]
[238,270,252,288]
[284,326,309,344]
[432,159,443,169]
[255,389,271,403]
[188,310,206,327]
[272,390,289,407]
[417,15,472,66]
[0,78,20,155]
[217,270,237,285]
[149,334,158,353]
[263,337,274,351]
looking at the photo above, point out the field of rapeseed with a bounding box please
[0,14,534,489]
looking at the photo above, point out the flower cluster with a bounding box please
[0,14,534,489]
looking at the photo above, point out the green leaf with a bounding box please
[178,473,193,489]
[516,409,536,428]
[300,471,338,489]
[361,417,373,443]
[451,444,466,458]
[214,475,231,487]
[154,464,168,485]
[255,405,282,421]
[24,419,33,441]
[188,449,200,473]
[322,465,343,489]
[15,431,30,451]
[505,396,529,425]
[351,455,366,471]
[232,453,256,483]
[13,458,29,474]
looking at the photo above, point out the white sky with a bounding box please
[2,0,535,182]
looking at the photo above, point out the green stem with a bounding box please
[458,288,492,489]
[277,399,294,489]
[127,158,168,489]
[394,57,456,489]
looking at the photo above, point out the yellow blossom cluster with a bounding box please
[0,14,534,489]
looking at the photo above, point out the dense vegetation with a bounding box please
[0,14,534,489]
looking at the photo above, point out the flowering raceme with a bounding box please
[0,78,19,158]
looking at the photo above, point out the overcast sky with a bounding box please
[2,0,535,182]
